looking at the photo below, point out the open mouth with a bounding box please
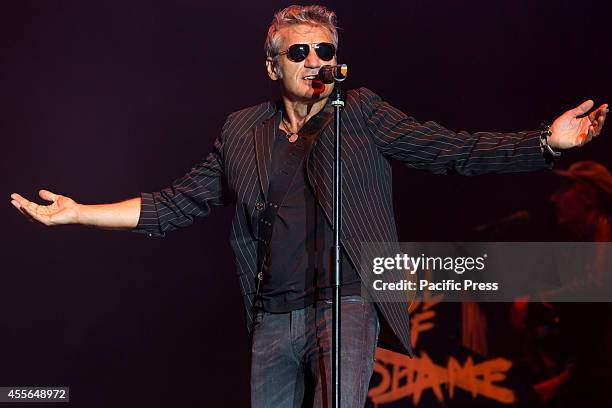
[310,79,324,92]
[301,75,324,92]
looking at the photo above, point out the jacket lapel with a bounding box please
[253,111,279,200]
[307,123,335,226]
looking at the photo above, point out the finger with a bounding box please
[596,107,607,134]
[10,193,32,208]
[587,125,595,140]
[590,112,606,137]
[591,120,600,137]
[11,199,27,216]
[11,200,36,223]
[570,99,594,117]
[590,104,608,123]
[39,189,59,203]
[579,126,594,145]
[10,192,26,202]
[597,119,606,136]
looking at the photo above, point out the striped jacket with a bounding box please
[133,87,550,356]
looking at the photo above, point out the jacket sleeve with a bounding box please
[131,118,230,238]
[357,87,552,176]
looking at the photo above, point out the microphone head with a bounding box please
[318,65,335,84]
[317,64,348,84]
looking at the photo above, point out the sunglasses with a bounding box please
[274,42,336,63]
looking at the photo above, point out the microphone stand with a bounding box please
[331,76,345,408]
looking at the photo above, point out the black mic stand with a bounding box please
[331,75,345,408]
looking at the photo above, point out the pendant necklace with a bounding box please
[281,114,299,143]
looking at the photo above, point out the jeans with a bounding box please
[251,295,380,408]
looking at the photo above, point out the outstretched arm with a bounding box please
[10,189,141,229]
[357,88,608,175]
[9,108,253,237]
[9,138,225,235]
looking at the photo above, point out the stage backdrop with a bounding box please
[2,1,610,406]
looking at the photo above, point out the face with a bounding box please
[266,24,337,102]
[550,182,596,237]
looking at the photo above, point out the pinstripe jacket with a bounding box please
[133,87,550,356]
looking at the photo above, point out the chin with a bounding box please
[308,88,327,99]
[288,89,324,102]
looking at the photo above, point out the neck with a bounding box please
[281,96,329,133]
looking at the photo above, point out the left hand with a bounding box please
[548,100,608,149]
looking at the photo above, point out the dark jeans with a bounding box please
[251,295,380,408]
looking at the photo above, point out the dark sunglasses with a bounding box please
[274,42,336,63]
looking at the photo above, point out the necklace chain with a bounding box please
[281,116,295,136]
[281,113,299,143]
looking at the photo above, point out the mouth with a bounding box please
[310,79,324,92]
[300,75,325,93]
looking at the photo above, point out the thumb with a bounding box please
[569,99,594,117]
[39,189,59,202]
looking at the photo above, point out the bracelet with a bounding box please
[539,123,561,158]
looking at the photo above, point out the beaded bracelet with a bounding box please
[539,123,561,158]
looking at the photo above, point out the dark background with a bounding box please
[1,1,610,407]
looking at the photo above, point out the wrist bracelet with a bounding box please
[539,123,561,158]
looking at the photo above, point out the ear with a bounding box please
[266,57,278,81]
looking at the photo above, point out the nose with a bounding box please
[303,46,322,68]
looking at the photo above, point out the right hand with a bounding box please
[10,189,80,226]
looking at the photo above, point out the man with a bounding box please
[551,161,611,241]
[9,5,608,407]
[506,162,612,405]
[545,161,612,406]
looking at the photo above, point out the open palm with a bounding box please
[549,100,608,149]
[10,190,79,226]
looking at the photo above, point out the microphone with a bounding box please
[317,64,348,84]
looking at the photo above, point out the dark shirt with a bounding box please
[257,111,361,313]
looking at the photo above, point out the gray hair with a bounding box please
[264,5,338,59]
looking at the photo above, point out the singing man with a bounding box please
[9,5,608,407]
